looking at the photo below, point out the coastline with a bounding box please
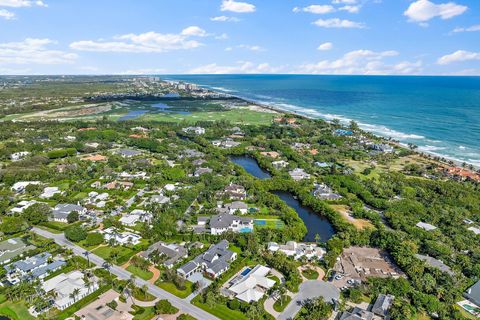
[191,82,478,171]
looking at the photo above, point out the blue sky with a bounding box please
[0,0,479,75]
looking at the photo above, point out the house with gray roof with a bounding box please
[339,307,374,320]
[465,280,480,307]
[371,294,394,318]
[177,240,236,279]
[5,252,66,284]
[140,241,187,269]
[116,149,142,158]
[209,213,253,235]
[194,167,213,177]
[52,204,87,223]
[415,254,454,276]
[0,238,36,265]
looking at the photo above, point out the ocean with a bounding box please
[165,75,480,167]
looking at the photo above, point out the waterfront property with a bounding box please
[209,213,253,235]
[267,241,325,260]
[177,240,236,279]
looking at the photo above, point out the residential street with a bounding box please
[32,227,219,320]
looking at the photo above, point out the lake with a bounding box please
[230,155,335,242]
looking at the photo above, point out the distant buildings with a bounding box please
[10,151,30,161]
[194,167,213,177]
[116,149,142,158]
[222,183,247,200]
[40,186,62,199]
[182,126,205,135]
[260,151,280,159]
[272,160,289,169]
[212,138,241,149]
[371,143,394,153]
[11,181,40,193]
[226,265,275,303]
[416,221,437,231]
[177,240,236,279]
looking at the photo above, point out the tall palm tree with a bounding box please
[70,288,81,303]
[83,251,91,268]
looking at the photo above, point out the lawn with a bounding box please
[131,305,156,320]
[139,108,278,126]
[302,268,319,280]
[254,219,285,230]
[92,246,135,265]
[0,300,35,320]
[127,265,153,280]
[191,296,248,320]
[155,280,193,299]
[273,295,292,313]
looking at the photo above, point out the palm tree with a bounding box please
[84,275,92,294]
[83,251,91,268]
[142,284,148,300]
[103,260,113,287]
[70,288,81,303]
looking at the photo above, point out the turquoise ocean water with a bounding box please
[165,75,480,167]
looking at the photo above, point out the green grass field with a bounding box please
[126,265,153,280]
[0,300,35,320]
[155,280,193,299]
[273,295,292,313]
[191,296,248,320]
[92,246,135,265]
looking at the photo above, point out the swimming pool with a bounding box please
[241,268,252,276]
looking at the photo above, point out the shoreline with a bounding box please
[192,82,478,171]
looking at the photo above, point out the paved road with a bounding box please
[33,227,219,320]
[278,280,340,320]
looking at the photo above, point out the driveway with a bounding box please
[32,227,219,320]
[278,280,340,320]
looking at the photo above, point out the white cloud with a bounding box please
[70,27,207,53]
[404,0,467,23]
[210,15,240,22]
[0,8,14,19]
[313,18,365,28]
[437,50,480,65]
[181,26,208,37]
[452,24,480,33]
[339,5,360,13]
[0,38,77,65]
[0,0,46,7]
[317,42,333,51]
[293,5,335,14]
[221,0,255,13]
[215,33,229,40]
[189,61,283,74]
[297,49,422,75]
[238,44,265,52]
[332,0,357,4]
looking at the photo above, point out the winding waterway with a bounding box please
[230,155,335,242]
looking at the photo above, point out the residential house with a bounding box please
[42,271,98,311]
[119,210,152,227]
[150,194,170,205]
[194,167,213,177]
[10,200,39,214]
[267,241,325,260]
[223,183,247,200]
[11,181,40,193]
[227,265,276,303]
[5,252,66,284]
[40,187,62,199]
[102,227,141,245]
[465,280,480,308]
[371,294,395,318]
[209,213,253,235]
[181,149,205,159]
[10,151,30,161]
[51,204,87,223]
[415,254,454,276]
[416,222,437,231]
[468,226,480,235]
[272,160,289,169]
[177,240,236,279]
[116,149,142,158]
[140,241,187,269]
[0,238,36,265]
[313,183,342,200]
[289,168,311,181]
[371,143,394,153]
[118,171,148,180]
[182,126,205,135]
[339,307,374,320]
[260,151,280,159]
[104,180,134,190]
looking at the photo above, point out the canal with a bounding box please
[230,155,335,242]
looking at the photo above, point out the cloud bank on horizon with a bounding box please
[0,0,479,75]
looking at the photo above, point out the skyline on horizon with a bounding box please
[1,0,479,76]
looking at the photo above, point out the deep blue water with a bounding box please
[166,75,480,166]
[230,155,272,179]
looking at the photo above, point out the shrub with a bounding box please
[64,225,87,242]
[154,299,178,315]
[85,232,104,246]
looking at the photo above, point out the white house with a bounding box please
[416,222,437,231]
[10,200,39,214]
[11,181,40,193]
[102,227,141,245]
[42,271,98,311]
[209,214,253,235]
[267,241,325,260]
[10,151,30,161]
[227,265,276,303]
[40,187,62,199]
[289,168,311,181]
[182,126,205,135]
